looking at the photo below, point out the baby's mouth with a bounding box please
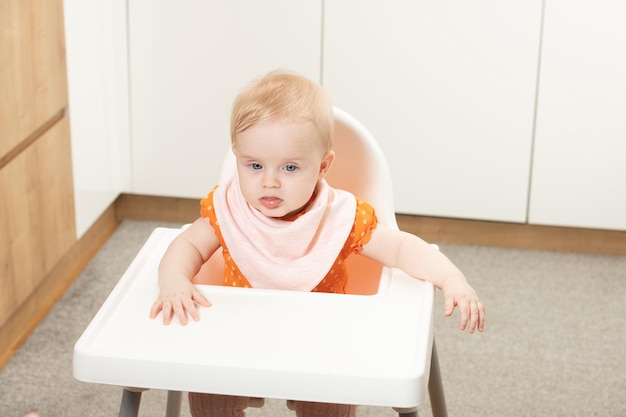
[260,196,283,209]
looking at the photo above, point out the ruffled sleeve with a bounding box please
[200,186,218,220]
[348,198,378,253]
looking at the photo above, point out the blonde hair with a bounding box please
[230,71,334,150]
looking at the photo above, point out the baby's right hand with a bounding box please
[149,278,211,325]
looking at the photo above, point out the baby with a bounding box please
[150,71,485,417]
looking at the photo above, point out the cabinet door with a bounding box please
[129,0,322,198]
[0,0,68,156]
[0,116,75,327]
[529,0,626,230]
[323,1,542,222]
[64,0,130,237]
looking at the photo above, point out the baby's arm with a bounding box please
[149,217,220,325]
[360,225,485,333]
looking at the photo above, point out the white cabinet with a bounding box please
[323,1,543,222]
[529,0,626,230]
[64,0,131,237]
[65,1,626,232]
[128,0,322,198]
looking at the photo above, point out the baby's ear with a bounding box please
[320,150,335,177]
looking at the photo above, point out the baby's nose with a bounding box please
[262,172,280,188]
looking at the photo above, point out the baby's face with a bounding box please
[234,119,333,218]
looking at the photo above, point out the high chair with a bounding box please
[73,108,447,417]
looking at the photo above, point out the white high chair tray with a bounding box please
[73,227,435,408]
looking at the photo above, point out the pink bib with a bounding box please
[212,175,356,291]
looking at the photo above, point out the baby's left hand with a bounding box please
[441,278,485,333]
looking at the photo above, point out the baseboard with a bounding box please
[115,193,199,224]
[396,214,626,256]
[0,203,120,370]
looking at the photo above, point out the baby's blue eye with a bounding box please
[284,164,297,172]
[251,163,263,170]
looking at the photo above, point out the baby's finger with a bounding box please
[478,300,486,332]
[172,300,189,325]
[192,288,212,307]
[443,293,455,317]
[182,298,200,321]
[458,300,470,331]
[468,301,479,334]
[161,301,173,325]
[149,300,163,319]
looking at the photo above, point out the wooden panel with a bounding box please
[115,193,199,224]
[0,115,76,327]
[0,0,68,158]
[396,215,626,256]
[0,202,118,371]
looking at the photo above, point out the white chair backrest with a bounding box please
[204,108,394,294]
[326,108,398,230]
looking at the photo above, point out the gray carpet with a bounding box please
[1,220,625,417]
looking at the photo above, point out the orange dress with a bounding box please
[200,190,377,294]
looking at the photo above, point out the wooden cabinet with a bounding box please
[0,0,75,328]
[322,0,543,223]
[0,117,75,327]
[128,0,322,198]
[529,0,626,230]
[0,0,68,157]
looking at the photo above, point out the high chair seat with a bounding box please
[73,108,447,417]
